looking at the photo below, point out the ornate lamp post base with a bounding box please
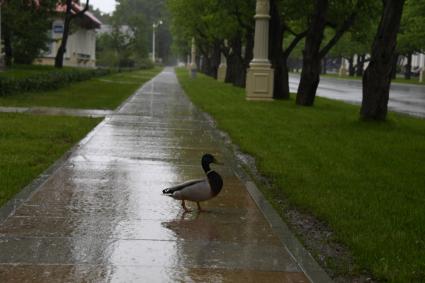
[246,63,274,100]
[217,64,227,82]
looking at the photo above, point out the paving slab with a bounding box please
[0,68,330,282]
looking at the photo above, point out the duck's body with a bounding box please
[163,154,223,211]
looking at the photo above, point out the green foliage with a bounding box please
[0,68,111,96]
[167,0,255,57]
[1,0,56,64]
[113,0,173,63]
[398,0,425,54]
[176,69,425,282]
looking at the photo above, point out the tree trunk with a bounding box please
[269,0,289,99]
[209,41,221,79]
[55,0,89,68]
[361,0,405,120]
[322,57,327,74]
[356,54,365,77]
[55,0,73,68]
[225,37,246,87]
[404,52,412,80]
[348,56,355,76]
[4,26,12,66]
[391,53,399,79]
[225,53,237,83]
[296,0,328,106]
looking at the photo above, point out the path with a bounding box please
[289,74,425,118]
[0,68,330,282]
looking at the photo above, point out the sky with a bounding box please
[90,0,116,14]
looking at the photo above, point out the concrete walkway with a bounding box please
[0,68,330,282]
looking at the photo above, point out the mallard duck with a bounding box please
[162,153,223,212]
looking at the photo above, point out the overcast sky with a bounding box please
[91,0,116,14]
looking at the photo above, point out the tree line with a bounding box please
[168,0,425,120]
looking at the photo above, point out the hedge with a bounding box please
[0,68,112,96]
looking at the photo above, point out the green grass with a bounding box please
[176,69,425,282]
[0,113,101,207]
[0,67,162,109]
[318,72,425,85]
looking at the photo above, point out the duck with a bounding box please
[162,153,223,212]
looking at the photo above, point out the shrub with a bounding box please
[0,68,112,96]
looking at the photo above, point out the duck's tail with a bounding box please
[162,188,173,194]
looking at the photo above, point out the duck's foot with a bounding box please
[197,202,206,212]
[181,200,191,212]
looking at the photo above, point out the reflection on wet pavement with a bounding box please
[0,68,310,282]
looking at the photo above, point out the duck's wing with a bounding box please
[173,179,213,202]
[162,179,204,194]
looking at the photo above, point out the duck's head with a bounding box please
[201,153,222,171]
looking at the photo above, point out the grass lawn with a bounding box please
[0,113,101,207]
[176,69,425,282]
[316,72,425,85]
[0,67,162,109]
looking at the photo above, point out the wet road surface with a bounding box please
[289,75,425,118]
[0,69,314,282]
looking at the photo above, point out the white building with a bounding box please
[35,2,101,68]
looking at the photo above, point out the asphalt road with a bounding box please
[289,74,425,118]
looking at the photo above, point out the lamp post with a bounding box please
[190,37,197,78]
[245,0,274,100]
[217,40,228,82]
[152,20,163,63]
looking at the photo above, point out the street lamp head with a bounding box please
[153,20,163,29]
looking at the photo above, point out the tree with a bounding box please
[397,0,425,79]
[1,0,56,66]
[269,0,309,99]
[361,0,406,120]
[55,0,90,68]
[115,0,172,64]
[168,0,255,86]
[295,0,377,106]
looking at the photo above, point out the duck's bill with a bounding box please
[213,159,224,165]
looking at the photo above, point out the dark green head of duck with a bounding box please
[201,153,222,172]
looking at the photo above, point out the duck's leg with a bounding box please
[181,200,190,212]
[197,202,204,212]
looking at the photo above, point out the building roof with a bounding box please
[56,2,102,29]
[0,1,101,29]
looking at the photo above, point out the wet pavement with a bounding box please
[0,68,327,282]
[289,75,425,118]
[0,106,113,118]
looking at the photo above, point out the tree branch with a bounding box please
[283,29,308,57]
[319,10,357,58]
[71,0,90,19]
